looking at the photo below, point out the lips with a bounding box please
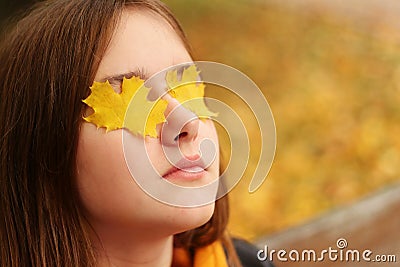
[162,156,206,181]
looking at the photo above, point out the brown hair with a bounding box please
[0,0,241,266]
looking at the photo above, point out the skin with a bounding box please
[76,8,220,267]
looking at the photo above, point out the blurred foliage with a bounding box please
[165,0,400,240]
[1,0,398,242]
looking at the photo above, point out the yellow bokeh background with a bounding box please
[165,0,400,241]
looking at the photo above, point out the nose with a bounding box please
[160,97,200,147]
[174,117,199,142]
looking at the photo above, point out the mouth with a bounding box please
[162,156,207,181]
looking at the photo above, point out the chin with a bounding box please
[170,202,216,234]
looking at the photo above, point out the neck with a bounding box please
[93,226,174,267]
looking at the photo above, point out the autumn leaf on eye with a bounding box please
[166,65,217,118]
[82,77,168,138]
[122,77,168,137]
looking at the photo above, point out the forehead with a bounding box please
[94,8,191,81]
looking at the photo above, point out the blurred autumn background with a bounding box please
[163,0,400,245]
[1,0,399,256]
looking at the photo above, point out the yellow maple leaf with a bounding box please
[166,65,217,118]
[82,76,167,138]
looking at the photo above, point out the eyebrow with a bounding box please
[100,69,149,83]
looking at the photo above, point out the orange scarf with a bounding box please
[173,241,228,267]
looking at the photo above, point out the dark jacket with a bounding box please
[233,238,274,267]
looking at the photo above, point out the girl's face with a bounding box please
[76,9,219,237]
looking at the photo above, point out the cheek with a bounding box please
[76,124,141,222]
[200,120,220,170]
[76,125,168,230]
[75,123,216,234]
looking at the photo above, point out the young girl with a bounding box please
[0,1,273,266]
